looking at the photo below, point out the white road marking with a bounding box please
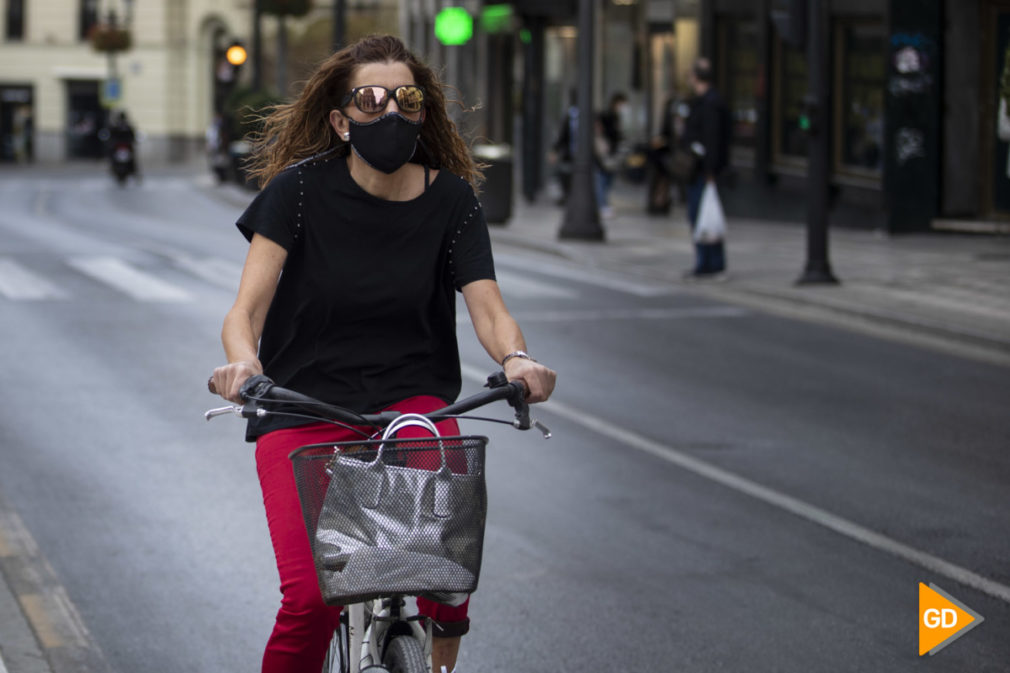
[504,305,749,322]
[494,251,679,297]
[494,269,579,299]
[67,256,191,302]
[456,305,748,324]
[172,255,243,290]
[459,363,1010,605]
[0,259,68,300]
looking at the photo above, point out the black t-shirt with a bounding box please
[236,153,496,439]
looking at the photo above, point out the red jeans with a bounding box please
[255,395,470,673]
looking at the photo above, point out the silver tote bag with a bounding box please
[313,414,487,606]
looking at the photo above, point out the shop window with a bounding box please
[834,21,886,176]
[79,0,99,41]
[772,38,808,163]
[716,17,759,150]
[6,0,24,40]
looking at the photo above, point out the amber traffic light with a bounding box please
[225,42,247,67]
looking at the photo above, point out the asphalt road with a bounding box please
[0,165,1007,672]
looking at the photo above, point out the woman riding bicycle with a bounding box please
[209,35,557,673]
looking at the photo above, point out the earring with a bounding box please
[342,132,350,141]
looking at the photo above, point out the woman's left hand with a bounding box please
[503,357,556,403]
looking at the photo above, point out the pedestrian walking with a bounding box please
[548,89,579,203]
[595,92,629,217]
[646,94,676,214]
[680,58,731,278]
[208,34,556,673]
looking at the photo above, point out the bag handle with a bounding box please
[378,413,447,470]
[381,413,441,441]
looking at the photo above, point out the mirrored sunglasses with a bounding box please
[341,85,425,114]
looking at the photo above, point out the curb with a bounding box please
[487,228,1010,367]
[0,495,111,673]
[686,283,1010,368]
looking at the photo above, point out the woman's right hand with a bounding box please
[209,360,263,404]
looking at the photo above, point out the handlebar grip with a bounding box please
[239,374,275,401]
[507,380,531,430]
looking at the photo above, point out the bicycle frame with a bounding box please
[343,598,431,673]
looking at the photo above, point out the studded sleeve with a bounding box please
[448,189,496,290]
[235,167,299,251]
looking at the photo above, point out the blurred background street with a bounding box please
[1,1,1009,672]
[0,162,1006,673]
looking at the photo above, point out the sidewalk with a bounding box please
[489,183,1010,367]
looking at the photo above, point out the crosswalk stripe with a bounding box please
[0,258,68,300]
[494,251,679,297]
[495,269,578,299]
[67,256,191,302]
[171,255,243,290]
[457,305,749,324]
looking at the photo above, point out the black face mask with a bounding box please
[347,112,423,173]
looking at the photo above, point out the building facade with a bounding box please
[0,0,251,163]
[704,0,1007,228]
[7,0,1004,231]
[456,0,1004,230]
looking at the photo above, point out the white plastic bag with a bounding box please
[694,181,726,243]
[999,98,1010,142]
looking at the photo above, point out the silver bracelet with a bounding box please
[501,350,533,367]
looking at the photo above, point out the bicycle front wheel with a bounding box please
[322,626,344,673]
[383,635,427,673]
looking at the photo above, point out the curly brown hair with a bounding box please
[244,34,483,190]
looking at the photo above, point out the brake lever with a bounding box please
[205,405,242,421]
[532,419,552,438]
[501,378,551,438]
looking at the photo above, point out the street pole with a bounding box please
[796,0,838,285]
[332,0,346,53]
[251,0,263,91]
[559,0,605,241]
[521,18,545,203]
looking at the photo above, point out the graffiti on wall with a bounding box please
[895,127,926,165]
[888,33,933,97]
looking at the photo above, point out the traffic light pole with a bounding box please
[796,0,838,285]
[332,0,346,52]
[559,0,605,241]
[251,0,263,91]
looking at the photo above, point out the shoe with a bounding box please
[683,269,728,282]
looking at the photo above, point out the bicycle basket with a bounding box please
[290,433,488,606]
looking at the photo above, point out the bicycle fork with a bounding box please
[348,600,432,672]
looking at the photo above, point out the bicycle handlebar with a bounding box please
[205,371,551,437]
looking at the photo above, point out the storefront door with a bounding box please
[0,85,33,162]
[65,80,106,159]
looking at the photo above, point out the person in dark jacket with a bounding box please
[595,92,628,217]
[103,111,141,180]
[680,58,731,278]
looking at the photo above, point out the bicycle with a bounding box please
[206,371,550,673]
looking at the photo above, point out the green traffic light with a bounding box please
[435,7,473,46]
[480,4,513,34]
[798,114,811,131]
